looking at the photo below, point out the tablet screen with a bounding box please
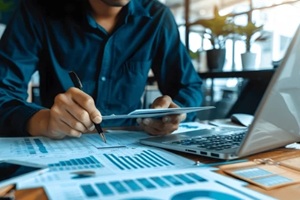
[0,161,46,182]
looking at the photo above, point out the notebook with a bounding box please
[140,25,300,160]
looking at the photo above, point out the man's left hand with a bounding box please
[137,95,186,135]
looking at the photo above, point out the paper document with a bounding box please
[43,167,275,200]
[102,106,215,120]
[17,146,196,189]
[0,122,209,160]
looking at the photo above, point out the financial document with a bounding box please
[17,146,196,189]
[0,122,275,200]
[0,122,210,160]
[42,167,275,200]
[0,122,208,189]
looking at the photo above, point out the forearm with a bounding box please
[173,85,203,107]
[0,102,43,137]
[26,109,50,137]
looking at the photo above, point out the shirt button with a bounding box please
[101,77,106,81]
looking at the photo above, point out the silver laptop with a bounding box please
[140,25,300,160]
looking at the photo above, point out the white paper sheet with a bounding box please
[16,146,196,189]
[0,122,211,160]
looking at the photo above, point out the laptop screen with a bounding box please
[238,25,300,157]
[140,25,300,160]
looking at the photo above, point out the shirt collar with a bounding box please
[86,13,98,29]
[86,0,152,28]
[126,0,151,19]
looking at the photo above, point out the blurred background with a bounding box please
[0,0,299,120]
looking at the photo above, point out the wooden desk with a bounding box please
[13,146,300,200]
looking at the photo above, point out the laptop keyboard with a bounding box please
[170,129,247,151]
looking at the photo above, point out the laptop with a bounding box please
[140,25,300,160]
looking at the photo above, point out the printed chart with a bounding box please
[44,168,275,200]
[48,156,103,172]
[103,149,174,170]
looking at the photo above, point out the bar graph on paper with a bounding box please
[42,148,191,174]
[48,156,103,171]
[2,136,100,158]
[103,149,175,170]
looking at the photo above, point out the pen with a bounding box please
[68,71,107,143]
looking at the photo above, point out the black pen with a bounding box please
[68,71,106,143]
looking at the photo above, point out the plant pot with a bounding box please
[206,48,226,71]
[241,52,257,70]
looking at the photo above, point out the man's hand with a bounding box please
[27,88,102,139]
[137,95,186,135]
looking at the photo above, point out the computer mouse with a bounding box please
[230,113,254,127]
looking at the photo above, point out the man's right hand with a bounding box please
[27,88,102,139]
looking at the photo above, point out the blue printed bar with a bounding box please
[109,181,128,194]
[146,150,174,166]
[140,152,163,167]
[120,156,138,169]
[186,173,207,182]
[33,138,48,153]
[150,176,170,188]
[48,156,103,171]
[95,183,114,196]
[123,179,143,192]
[80,184,98,197]
[104,150,175,170]
[163,175,183,186]
[104,153,125,170]
[175,174,196,184]
[24,138,37,154]
[137,178,156,189]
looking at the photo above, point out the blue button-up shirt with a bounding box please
[0,0,203,136]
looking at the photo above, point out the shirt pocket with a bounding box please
[110,59,153,109]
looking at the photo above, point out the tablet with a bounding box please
[0,160,48,188]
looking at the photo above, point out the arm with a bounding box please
[0,0,44,136]
[137,7,203,135]
[0,0,101,138]
[27,88,102,139]
[153,7,203,118]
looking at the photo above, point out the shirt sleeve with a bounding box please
[0,0,45,136]
[151,7,203,121]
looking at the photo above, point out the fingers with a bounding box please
[162,113,186,124]
[137,118,178,135]
[47,88,101,138]
[151,95,172,108]
[139,95,186,135]
[69,88,102,124]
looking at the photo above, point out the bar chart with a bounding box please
[48,156,103,171]
[103,149,175,170]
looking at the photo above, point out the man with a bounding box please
[0,0,203,139]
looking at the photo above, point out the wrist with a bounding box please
[26,109,50,137]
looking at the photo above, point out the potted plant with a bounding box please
[190,6,235,71]
[236,21,263,70]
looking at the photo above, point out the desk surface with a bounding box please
[14,146,300,200]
